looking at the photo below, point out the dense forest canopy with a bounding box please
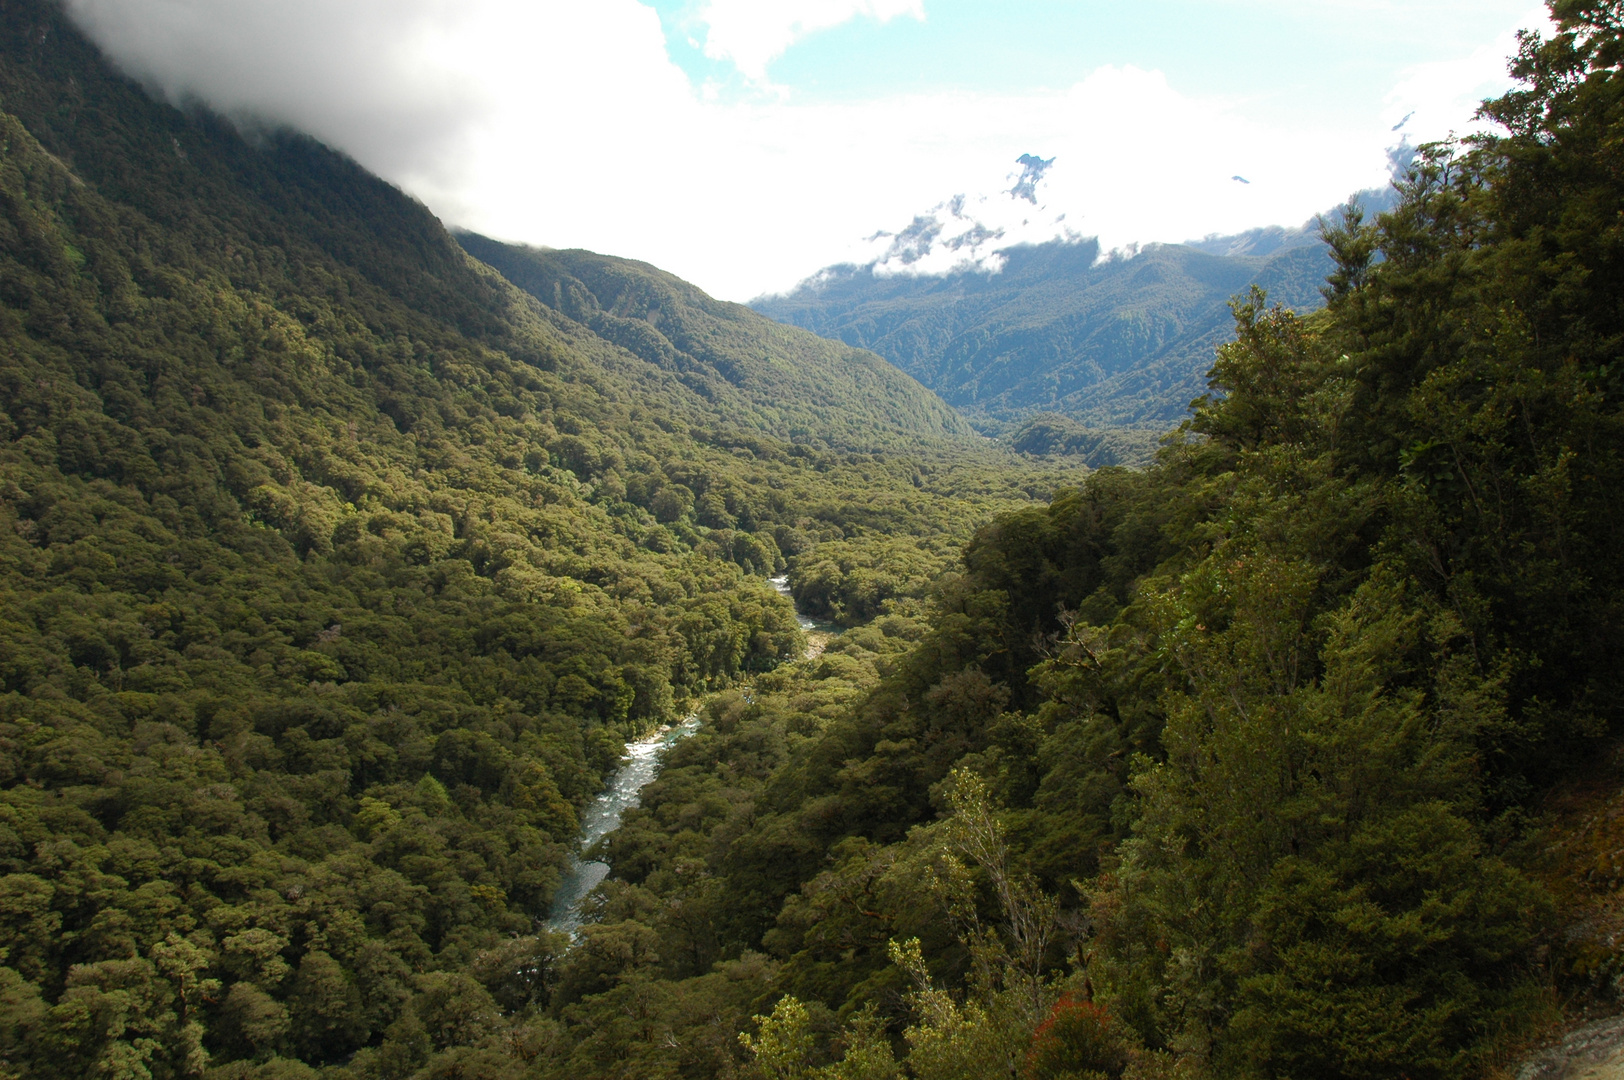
[3,0,1624,1078]
[452,237,973,451]
[0,2,1072,1077]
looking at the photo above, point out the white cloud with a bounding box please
[693,0,924,82]
[432,62,1399,297]
[59,0,1540,302]
[1382,3,1551,141]
[62,0,686,199]
[823,66,1395,283]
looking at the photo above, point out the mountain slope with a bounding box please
[4,2,1622,1079]
[0,5,1069,1077]
[456,236,971,447]
[752,233,1334,428]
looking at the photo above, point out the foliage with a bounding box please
[2,1,1622,1078]
[1024,995,1130,1080]
[785,536,953,627]
[581,6,1624,1075]
[1005,416,1163,469]
[0,3,1067,1077]
[457,237,972,449]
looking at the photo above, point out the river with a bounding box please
[545,575,830,937]
[544,714,702,936]
[770,574,822,632]
[771,574,839,653]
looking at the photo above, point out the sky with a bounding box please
[63,0,1550,301]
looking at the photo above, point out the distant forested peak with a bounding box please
[457,234,973,450]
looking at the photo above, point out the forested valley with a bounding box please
[2,1,1624,1078]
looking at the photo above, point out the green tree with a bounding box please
[287,952,366,1063]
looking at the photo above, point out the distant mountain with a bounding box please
[1186,185,1401,258]
[752,198,1394,431]
[455,237,969,446]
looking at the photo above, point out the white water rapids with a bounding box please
[543,575,833,938]
[544,714,702,936]
[771,574,839,635]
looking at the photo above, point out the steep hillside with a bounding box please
[0,4,1070,1078]
[561,22,1624,1070]
[753,232,1333,429]
[9,0,1621,1078]
[456,237,971,447]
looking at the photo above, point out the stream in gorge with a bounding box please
[543,714,702,936]
[770,574,831,635]
[544,575,833,936]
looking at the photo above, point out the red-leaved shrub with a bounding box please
[1023,994,1129,1080]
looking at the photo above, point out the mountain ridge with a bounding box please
[753,235,1333,428]
[454,234,972,447]
[751,187,1404,433]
